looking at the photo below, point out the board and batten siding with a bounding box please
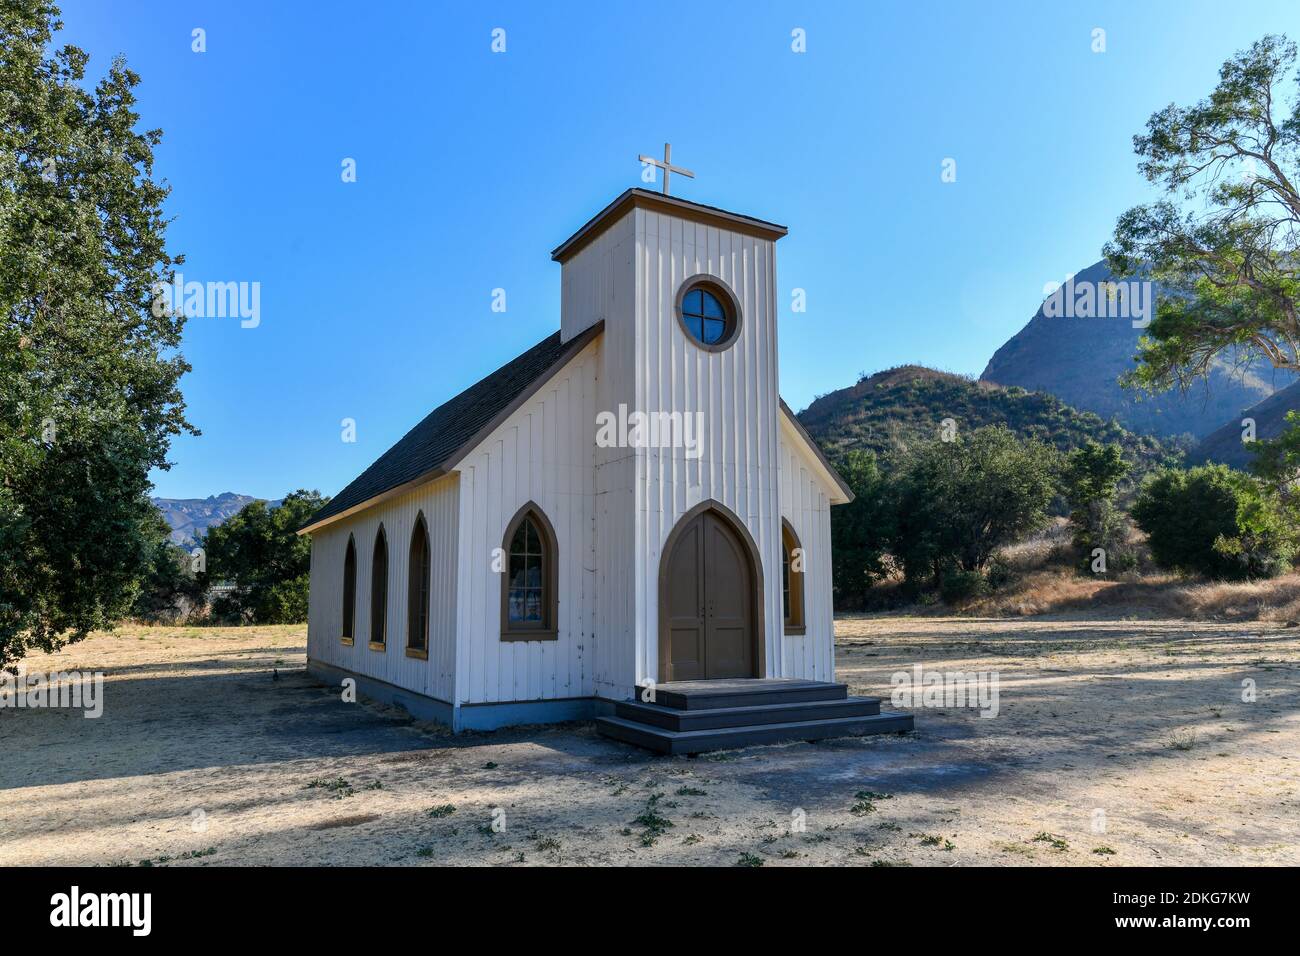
[778,416,837,683]
[631,208,785,689]
[556,209,638,699]
[306,475,459,703]
[561,208,634,343]
[451,337,601,705]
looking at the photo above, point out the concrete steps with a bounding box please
[596,678,913,755]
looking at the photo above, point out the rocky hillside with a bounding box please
[980,259,1295,439]
[151,493,274,545]
[798,365,1184,483]
[1189,379,1300,469]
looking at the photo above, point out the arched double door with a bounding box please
[658,504,761,682]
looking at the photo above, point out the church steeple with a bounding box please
[553,188,787,345]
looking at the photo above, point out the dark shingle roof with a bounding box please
[300,322,604,533]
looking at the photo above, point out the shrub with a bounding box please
[1132,465,1297,580]
[940,568,986,603]
[984,555,1014,590]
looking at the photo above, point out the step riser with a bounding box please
[651,684,847,710]
[597,712,913,755]
[615,697,881,731]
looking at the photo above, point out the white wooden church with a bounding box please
[300,162,912,752]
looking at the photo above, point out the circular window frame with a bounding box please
[674,275,742,353]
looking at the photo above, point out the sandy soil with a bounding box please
[1,616,1297,867]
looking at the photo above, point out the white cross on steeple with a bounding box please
[638,143,694,196]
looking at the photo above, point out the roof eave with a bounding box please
[550,188,788,264]
[296,468,450,536]
[778,399,854,504]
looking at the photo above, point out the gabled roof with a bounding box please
[299,317,854,534]
[550,188,788,264]
[298,322,604,535]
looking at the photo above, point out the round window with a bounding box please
[676,279,739,350]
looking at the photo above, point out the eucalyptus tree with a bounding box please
[1106,35,1300,388]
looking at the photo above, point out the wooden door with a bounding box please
[702,513,753,678]
[661,510,755,681]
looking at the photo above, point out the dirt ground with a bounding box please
[1,616,1297,867]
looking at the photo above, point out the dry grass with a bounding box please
[105,622,304,643]
[937,517,1300,623]
[966,569,1300,622]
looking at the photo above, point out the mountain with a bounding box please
[980,259,1296,439]
[151,493,273,546]
[797,365,1183,483]
[1188,379,1300,469]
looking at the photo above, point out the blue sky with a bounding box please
[55,0,1300,500]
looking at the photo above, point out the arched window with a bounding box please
[675,276,741,351]
[782,519,805,635]
[501,503,558,642]
[369,525,388,650]
[341,535,357,645]
[407,514,431,658]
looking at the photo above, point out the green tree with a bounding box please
[1061,442,1131,573]
[1,1,192,670]
[200,491,327,624]
[829,449,894,609]
[130,515,203,622]
[1131,465,1296,580]
[890,426,1060,588]
[1106,35,1300,390]
[1249,410,1300,514]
